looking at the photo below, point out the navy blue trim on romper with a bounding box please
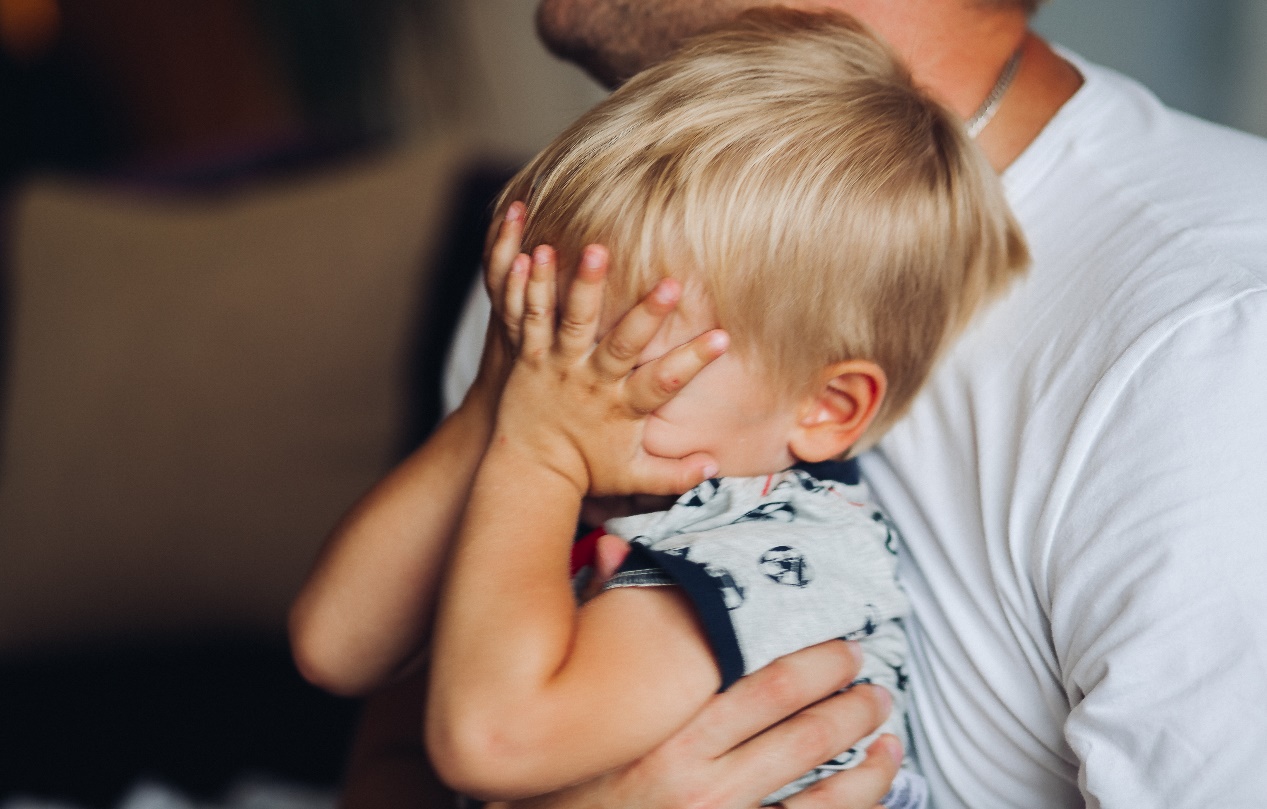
[792,457,860,486]
[609,461,862,691]
[616,543,746,691]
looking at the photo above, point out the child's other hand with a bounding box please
[578,531,634,601]
[469,201,531,402]
[485,201,530,349]
[492,242,728,499]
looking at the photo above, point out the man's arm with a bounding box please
[340,671,456,809]
[1051,293,1267,806]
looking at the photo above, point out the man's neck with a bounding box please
[971,33,1083,171]
[847,1,1083,171]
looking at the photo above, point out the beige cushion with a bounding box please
[0,136,473,654]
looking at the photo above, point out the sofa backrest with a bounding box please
[0,135,474,655]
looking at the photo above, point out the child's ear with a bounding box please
[788,360,887,463]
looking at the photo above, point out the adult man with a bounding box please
[298,0,1267,806]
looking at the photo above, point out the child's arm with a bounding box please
[426,247,733,800]
[288,205,529,696]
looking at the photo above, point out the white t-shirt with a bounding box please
[443,56,1267,808]
[860,56,1267,808]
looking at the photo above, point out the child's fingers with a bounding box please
[501,253,530,347]
[485,201,525,306]
[579,531,632,600]
[521,245,559,357]
[593,279,682,380]
[593,532,632,583]
[557,245,609,358]
[627,329,729,414]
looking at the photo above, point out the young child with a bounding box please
[422,8,1027,808]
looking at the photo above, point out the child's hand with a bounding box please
[491,242,728,499]
[469,201,532,403]
[485,201,530,348]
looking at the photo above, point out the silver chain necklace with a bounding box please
[964,44,1025,138]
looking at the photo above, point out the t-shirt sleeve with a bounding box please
[1047,291,1267,807]
[441,278,489,417]
[607,513,908,691]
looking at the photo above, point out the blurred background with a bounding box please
[1,0,1264,806]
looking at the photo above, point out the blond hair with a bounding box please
[497,8,1028,448]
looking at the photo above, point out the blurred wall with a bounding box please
[440,0,605,158]
[1228,0,1267,137]
[1034,0,1267,137]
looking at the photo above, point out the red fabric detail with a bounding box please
[571,527,605,575]
[761,474,775,497]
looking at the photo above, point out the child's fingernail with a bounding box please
[534,245,551,265]
[702,463,719,479]
[583,246,605,268]
[707,331,729,352]
[511,254,529,275]
[505,202,523,222]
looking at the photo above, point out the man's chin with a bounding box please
[535,0,757,88]
[534,0,626,87]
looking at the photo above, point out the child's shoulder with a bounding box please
[600,458,911,690]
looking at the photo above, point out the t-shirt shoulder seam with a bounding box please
[1033,285,1267,574]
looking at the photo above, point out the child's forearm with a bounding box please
[427,438,585,727]
[288,385,497,696]
[426,440,720,800]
